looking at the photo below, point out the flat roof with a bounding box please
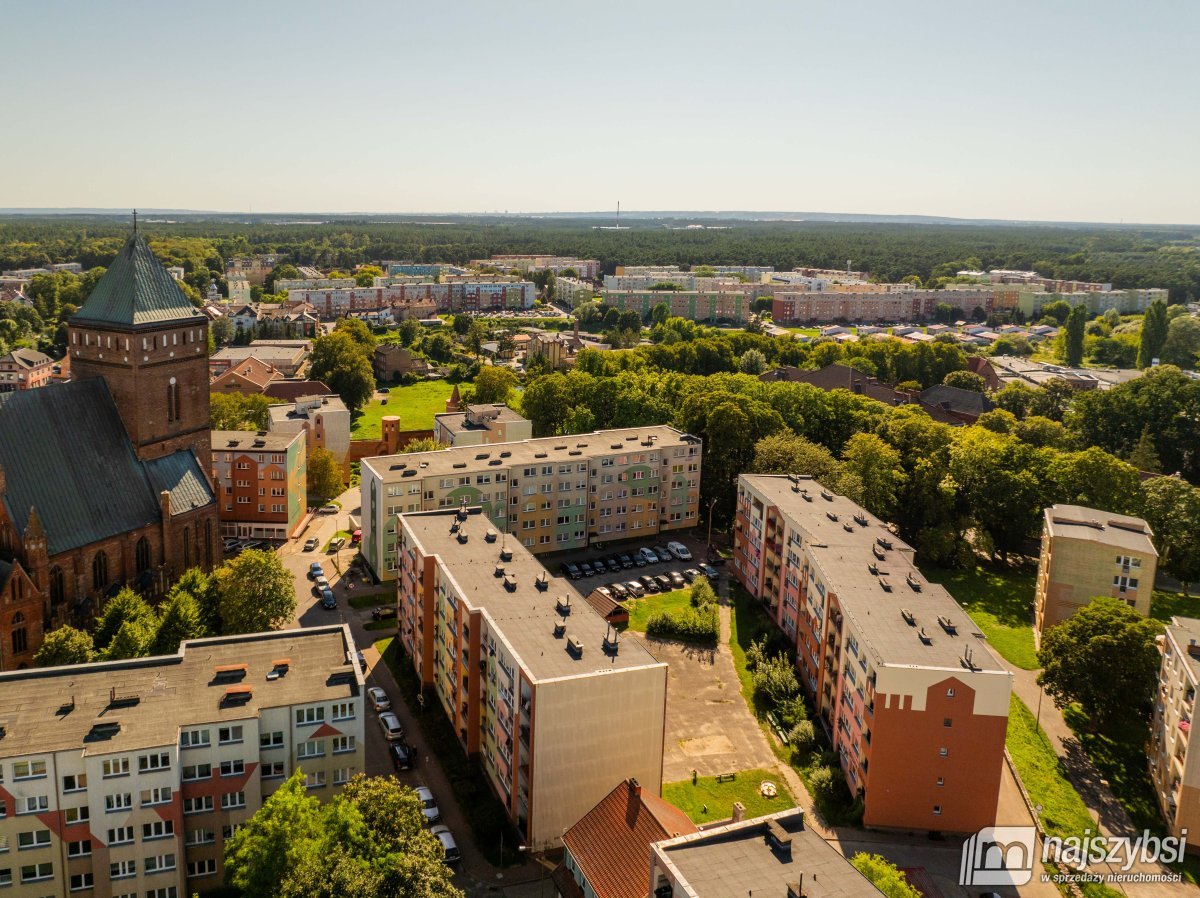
[656,809,884,898]
[1044,504,1157,555]
[363,425,698,482]
[211,346,305,361]
[434,404,529,434]
[267,395,348,424]
[400,508,661,682]
[0,626,360,757]
[212,429,302,452]
[742,475,1005,673]
[1166,617,1200,685]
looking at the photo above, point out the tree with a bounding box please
[211,392,272,430]
[1046,446,1141,515]
[173,567,220,634]
[1138,300,1169,368]
[34,626,94,667]
[150,588,207,655]
[334,316,377,351]
[650,302,671,326]
[93,588,155,651]
[104,616,157,660]
[837,433,906,521]
[309,331,376,412]
[1139,476,1200,595]
[1042,299,1072,325]
[396,317,422,346]
[307,446,343,504]
[472,366,517,404]
[354,265,384,287]
[851,854,923,898]
[1161,316,1200,369]
[1126,427,1161,472]
[225,772,324,898]
[749,432,839,483]
[738,348,768,375]
[1063,304,1087,366]
[214,549,297,634]
[948,428,1049,559]
[1037,597,1162,731]
[942,370,986,392]
[562,404,597,434]
[211,315,234,346]
[402,437,440,453]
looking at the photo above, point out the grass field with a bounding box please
[1005,694,1097,838]
[1150,589,1200,623]
[623,589,692,632]
[348,588,392,609]
[350,379,456,438]
[664,769,795,825]
[920,563,1038,669]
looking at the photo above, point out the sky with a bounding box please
[2,0,1197,223]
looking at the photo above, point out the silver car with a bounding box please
[367,686,391,712]
[414,785,440,824]
[378,712,404,741]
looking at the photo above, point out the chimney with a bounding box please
[732,801,746,823]
[574,318,579,340]
[628,777,641,797]
[159,489,172,519]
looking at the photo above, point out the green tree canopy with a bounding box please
[307,446,343,504]
[93,588,155,651]
[942,370,986,392]
[851,853,923,898]
[211,391,272,431]
[749,431,840,483]
[34,626,94,667]
[214,549,297,634]
[1138,300,1169,368]
[472,366,518,404]
[309,331,376,412]
[150,588,207,655]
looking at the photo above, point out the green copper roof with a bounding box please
[71,233,205,329]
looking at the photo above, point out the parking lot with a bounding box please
[548,535,721,602]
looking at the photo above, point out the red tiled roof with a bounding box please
[561,780,697,898]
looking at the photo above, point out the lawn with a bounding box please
[664,769,795,825]
[363,618,396,632]
[351,379,456,438]
[624,589,691,632]
[1150,589,1200,623]
[920,563,1038,669]
[1005,694,1097,838]
[348,587,392,609]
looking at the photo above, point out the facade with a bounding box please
[360,425,702,580]
[553,277,596,308]
[208,357,280,395]
[395,507,667,848]
[733,475,1012,832]
[526,331,602,369]
[211,430,307,540]
[226,278,252,304]
[433,404,533,448]
[600,290,752,323]
[772,289,994,324]
[0,626,365,896]
[287,281,535,319]
[1033,504,1158,641]
[224,255,278,286]
[1017,288,1168,318]
[209,344,307,379]
[0,349,53,393]
[372,344,430,383]
[473,255,601,280]
[1151,617,1200,844]
[651,809,886,898]
[267,394,351,466]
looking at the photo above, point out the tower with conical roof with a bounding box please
[67,231,212,468]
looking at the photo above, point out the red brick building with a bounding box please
[0,347,53,392]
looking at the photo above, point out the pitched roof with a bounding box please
[918,384,995,417]
[210,357,279,391]
[71,234,205,330]
[0,379,214,555]
[0,348,52,369]
[562,780,698,898]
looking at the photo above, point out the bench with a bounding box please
[715,772,737,784]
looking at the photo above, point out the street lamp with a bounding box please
[705,496,718,556]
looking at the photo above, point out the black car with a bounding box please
[639,574,660,593]
[372,605,397,621]
[618,553,634,569]
[653,546,672,563]
[390,742,416,771]
[604,557,622,573]
[561,562,582,580]
[668,571,686,589]
[654,574,673,591]
[579,561,595,577]
[633,552,648,568]
[608,582,629,600]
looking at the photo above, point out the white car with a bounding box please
[367,687,391,712]
[667,541,692,561]
[378,712,404,741]
[430,825,460,864]
[638,547,659,565]
[414,785,440,824]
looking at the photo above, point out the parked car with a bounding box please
[608,582,629,600]
[329,536,346,552]
[667,541,693,561]
[639,574,660,593]
[367,686,391,712]
[321,589,336,610]
[561,562,582,580]
[351,529,362,544]
[697,562,719,581]
[624,580,646,598]
[430,825,460,865]
[682,568,702,583]
[638,547,659,565]
[390,742,415,771]
[303,537,319,552]
[668,571,686,589]
[372,605,397,621]
[652,545,672,563]
[579,561,595,577]
[378,387,391,394]
[319,504,339,515]
[378,712,405,742]
[654,574,673,591]
[594,585,612,599]
[415,786,441,824]
[308,562,324,580]
[618,553,635,569]
[633,551,648,567]
[603,557,622,573]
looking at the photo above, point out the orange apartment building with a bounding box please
[210,430,307,540]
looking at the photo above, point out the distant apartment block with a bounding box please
[474,255,601,280]
[273,277,357,292]
[209,343,308,378]
[613,264,774,281]
[1017,288,1168,318]
[553,276,596,308]
[226,277,252,304]
[1034,505,1158,641]
[395,507,667,848]
[0,626,365,896]
[772,289,995,324]
[1151,617,1200,843]
[733,474,1012,833]
[268,394,351,467]
[360,426,702,580]
[434,404,533,448]
[211,429,307,539]
[285,281,535,318]
[224,255,279,286]
[601,290,753,323]
[0,348,53,392]
[382,262,468,278]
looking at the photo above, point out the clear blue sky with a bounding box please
[3,0,1197,223]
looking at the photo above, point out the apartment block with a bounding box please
[433,404,533,448]
[0,626,364,897]
[600,290,753,323]
[211,430,307,540]
[286,281,535,319]
[0,349,53,393]
[553,277,596,309]
[1151,617,1200,844]
[473,255,601,280]
[1034,504,1158,641]
[224,255,278,286]
[360,426,702,580]
[1018,288,1168,318]
[733,475,1012,833]
[267,394,351,466]
[395,507,667,848]
[772,289,995,324]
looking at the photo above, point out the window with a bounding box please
[110,859,137,879]
[92,550,108,591]
[12,760,46,781]
[105,792,132,813]
[184,829,214,847]
[107,826,134,845]
[331,702,354,721]
[62,773,86,792]
[180,728,210,749]
[166,378,179,424]
[219,760,245,777]
[135,537,151,574]
[18,796,48,815]
[946,687,955,698]
[49,566,64,606]
[67,839,91,858]
[17,830,50,850]
[259,730,284,749]
[333,767,352,786]
[140,787,171,807]
[144,853,176,873]
[937,776,945,786]
[933,805,942,816]
[938,747,948,758]
[297,741,324,759]
[1113,575,1139,592]
[138,752,169,773]
[181,763,211,782]
[261,761,285,780]
[221,824,243,840]
[218,725,243,745]
[0,869,9,887]
[332,735,356,754]
[295,706,325,726]
[943,718,952,728]
[146,889,178,898]
[70,872,94,891]
[187,858,218,878]
[102,757,130,778]
[1115,555,1142,568]
[20,863,52,883]
[221,791,246,810]
[142,820,173,841]
[304,771,326,790]
[64,805,89,825]
[183,795,214,815]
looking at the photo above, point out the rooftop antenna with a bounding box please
[617,200,620,229]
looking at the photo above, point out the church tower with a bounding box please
[67,230,212,469]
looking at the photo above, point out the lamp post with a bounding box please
[705,496,718,555]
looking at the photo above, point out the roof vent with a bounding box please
[485,529,498,543]
[872,544,886,560]
[766,819,793,856]
[603,624,619,655]
[534,452,548,458]
[535,572,549,591]
[500,451,512,457]
[787,881,804,898]
[878,578,892,592]
[453,462,467,469]
[801,490,812,502]
[938,615,957,634]
[843,522,855,533]
[556,596,572,615]
[826,512,839,522]
[457,531,469,544]
[918,627,932,645]
[494,564,506,578]
[553,622,566,638]
[567,635,584,657]
[503,574,517,591]
[867,562,878,576]
[854,513,868,526]
[906,572,922,591]
[499,548,513,562]
[569,450,582,456]
[901,608,916,625]
[820,490,833,501]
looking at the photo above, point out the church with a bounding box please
[0,231,219,669]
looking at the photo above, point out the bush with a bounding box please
[807,764,845,807]
[777,694,808,729]
[851,854,923,898]
[789,719,816,750]
[751,653,801,707]
[690,578,717,608]
[645,604,720,643]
